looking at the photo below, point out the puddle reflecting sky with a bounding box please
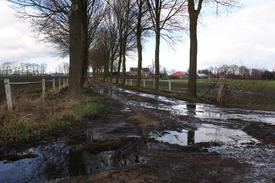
[0,138,145,183]
[150,124,259,146]
[95,86,275,125]
[0,142,69,183]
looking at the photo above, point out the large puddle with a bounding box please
[0,138,146,183]
[96,85,275,125]
[0,142,68,183]
[150,124,259,146]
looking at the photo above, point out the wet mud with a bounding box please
[0,81,274,183]
[244,123,275,144]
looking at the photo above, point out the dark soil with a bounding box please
[244,123,275,144]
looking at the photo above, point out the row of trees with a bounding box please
[0,62,47,76]
[9,0,236,97]
[200,65,275,80]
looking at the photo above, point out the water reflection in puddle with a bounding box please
[174,104,275,125]
[150,124,259,146]
[69,148,145,177]
[93,85,275,125]
[0,142,68,183]
[0,138,145,183]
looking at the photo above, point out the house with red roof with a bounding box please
[170,71,186,78]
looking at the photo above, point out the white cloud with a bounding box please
[1,0,275,72]
[197,0,275,70]
[129,0,275,71]
[0,0,61,72]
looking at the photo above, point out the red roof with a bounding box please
[170,72,186,77]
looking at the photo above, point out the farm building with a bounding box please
[170,71,186,78]
[128,68,152,78]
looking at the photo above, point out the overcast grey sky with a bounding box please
[0,0,275,72]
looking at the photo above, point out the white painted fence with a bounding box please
[4,78,69,112]
[124,79,176,92]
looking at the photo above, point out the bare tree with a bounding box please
[132,0,152,87]
[146,0,186,90]
[110,0,136,85]
[103,11,120,82]
[82,0,106,84]
[8,0,83,95]
[8,0,105,95]
[89,34,109,80]
[56,62,69,75]
[187,0,236,97]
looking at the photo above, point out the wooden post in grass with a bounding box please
[42,79,46,102]
[52,79,56,91]
[59,78,62,90]
[4,79,13,112]
[168,81,172,91]
[62,79,66,88]
[217,80,230,104]
[143,79,146,88]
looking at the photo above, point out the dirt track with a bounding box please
[0,81,274,183]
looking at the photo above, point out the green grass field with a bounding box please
[144,78,275,89]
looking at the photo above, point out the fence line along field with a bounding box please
[4,78,68,112]
[0,76,68,106]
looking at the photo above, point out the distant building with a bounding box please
[170,71,186,78]
[197,73,208,78]
[128,67,152,78]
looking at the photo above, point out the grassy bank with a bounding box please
[0,89,104,146]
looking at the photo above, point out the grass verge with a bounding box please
[0,89,104,146]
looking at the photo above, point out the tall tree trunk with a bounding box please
[81,0,88,86]
[187,7,198,98]
[154,30,160,90]
[110,55,114,82]
[122,46,126,86]
[69,0,86,96]
[136,25,143,88]
[105,53,110,82]
[103,59,108,82]
[136,2,143,88]
[116,47,123,84]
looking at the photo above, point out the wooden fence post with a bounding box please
[130,79,133,86]
[42,79,46,101]
[168,81,172,91]
[66,78,69,87]
[59,78,61,90]
[52,79,56,91]
[4,79,13,112]
[63,79,66,88]
[143,80,146,88]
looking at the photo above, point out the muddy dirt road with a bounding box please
[0,82,275,183]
